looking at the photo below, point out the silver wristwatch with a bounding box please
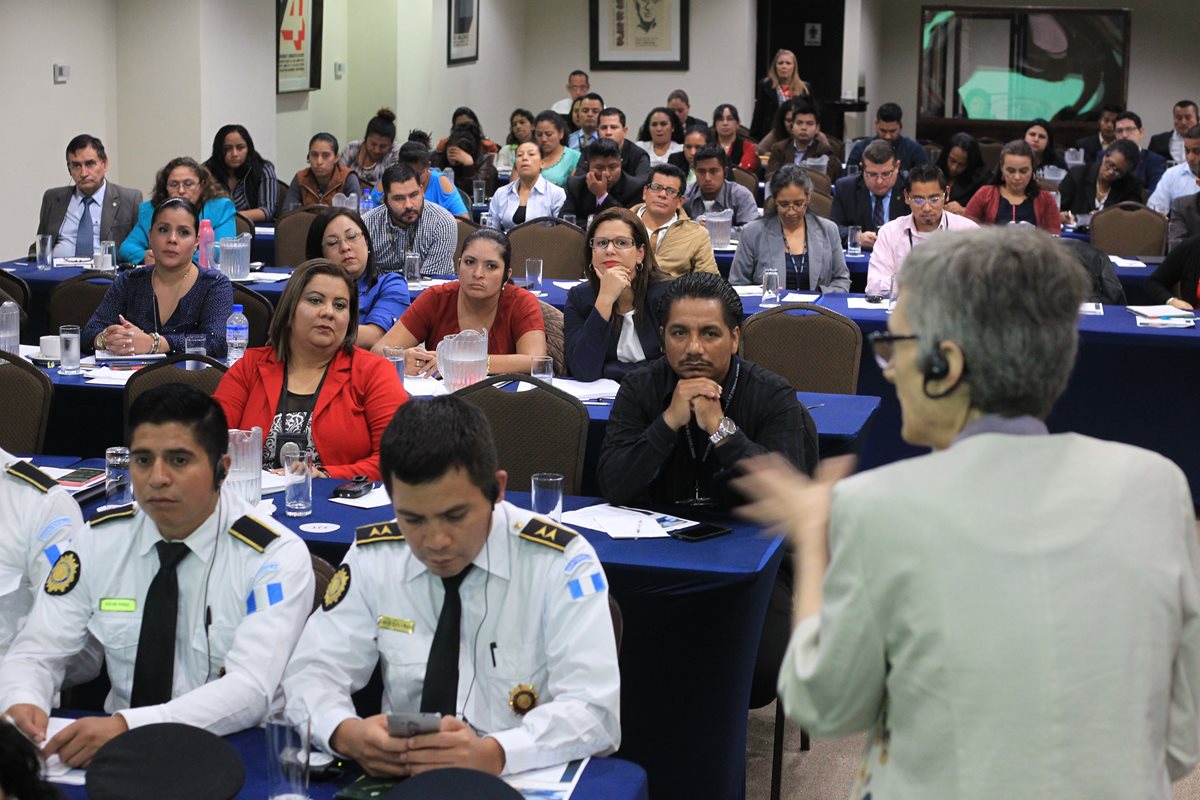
[708,417,738,446]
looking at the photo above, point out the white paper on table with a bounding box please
[505,756,589,798]
[1135,316,1195,328]
[254,226,274,236]
[561,504,671,539]
[553,280,585,290]
[328,484,391,508]
[1127,304,1194,318]
[847,297,890,310]
[256,498,277,515]
[82,367,135,386]
[231,272,290,283]
[42,717,87,784]
[261,471,287,494]
[1079,302,1104,315]
[547,378,620,401]
[782,292,819,303]
[53,257,94,268]
[403,376,449,396]
[732,285,761,297]
[1110,255,1147,268]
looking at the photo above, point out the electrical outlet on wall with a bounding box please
[334,61,345,79]
[53,63,70,84]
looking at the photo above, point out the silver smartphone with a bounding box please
[386,712,442,737]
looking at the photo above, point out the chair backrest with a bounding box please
[123,353,228,439]
[1089,201,1169,257]
[455,217,481,260]
[47,271,116,333]
[730,167,760,203]
[922,140,943,166]
[454,373,589,494]
[0,270,31,310]
[508,217,587,280]
[807,191,833,221]
[740,302,862,393]
[275,208,318,267]
[538,300,567,376]
[977,139,1004,170]
[803,168,833,197]
[234,213,255,237]
[275,178,290,220]
[233,284,275,348]
[310,553,336,614]
[0,350,52,454]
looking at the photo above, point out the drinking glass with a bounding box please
[185,334,207,355]
[524,258,543,292]
[59,325,82,375]
[403,251,422,282]
[561,213,577,227]
[531,473,564,523]
[531,356,554,384]
[284,450,314,517]
[265,712,310,800]
[36,235,54,271]
[105,446,132,507]
[382,345,407,377]
[93,240,116,271]
[472,179,487,205]
[846,226,862,256]
[761,268,780,307]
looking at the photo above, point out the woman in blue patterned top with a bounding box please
[117,157,237,265]
[85,199,233,357]
[204,124,279,223]
[305,206,410,349]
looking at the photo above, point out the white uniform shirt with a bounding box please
[0,452,83,657]
[0,493,314,735]
[283,500,621,775]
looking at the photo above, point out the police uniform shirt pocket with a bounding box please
[88,611,142,691]
[484,645,550,725]
[378,629,433,709]
[191,620,237,681]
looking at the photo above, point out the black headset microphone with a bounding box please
[920,345,962,399]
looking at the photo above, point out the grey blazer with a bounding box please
[1168,193,1200,252]
[33,181,143,256]
[728,213,850,293]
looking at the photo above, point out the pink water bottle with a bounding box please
[197,219,215,269]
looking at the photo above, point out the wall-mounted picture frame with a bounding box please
[448,0,480,65]
[589,0,689,71]
[277,0,323,93]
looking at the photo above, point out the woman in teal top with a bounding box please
[118,156,237,265]
[534,110,581,188]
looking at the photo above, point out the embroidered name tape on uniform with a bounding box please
[89,503,135,526]
[6,460,58,493]
[517,518,579,551]
[356,521,405,545]
[567,572,606,600]
[45,551,81,595]
[228,515,280,552]
[378,616,415,634]
[247,582,285,614]
[99,598,136,612]
[323,564,351,611]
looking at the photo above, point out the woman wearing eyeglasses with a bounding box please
[486,142,566,232]
[729,165,849,292]
[565,208,670,381]
[1057,139,1145,226]
[118,157,236,265]
[305,206,410,349]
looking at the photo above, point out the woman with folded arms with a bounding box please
[730,165,850,292]
[214,259,407,480]
[636,107,683,167]
[372,228,546,377]
[118,157,236,265]
[534,110,581,188]
[487,143,566,231]
[204,124,278,223]
[305,206,409,349]
[565,208,669,381]
[964,140,1061,234]
[86,198,232,357]
[281,133,362,215]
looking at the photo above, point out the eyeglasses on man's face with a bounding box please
[645,182,681,197]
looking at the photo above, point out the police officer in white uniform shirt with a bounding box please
[0,449,83,658]
[0,385,314,768]
[283,396,620,778]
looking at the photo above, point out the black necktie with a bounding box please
[130,541,190,707]
[872,195,885,229]
[420,565,473,716]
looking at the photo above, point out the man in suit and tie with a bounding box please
[830,140,908,248]
[1149,100,1198,164]
[35,135,142,260]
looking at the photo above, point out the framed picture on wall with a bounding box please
[589,0,689,71]
[276,0,323,93]
[448,0,480,65]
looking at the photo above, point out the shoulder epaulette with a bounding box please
[227,514,280,553]
[516,517,578,552]
[356,521,405,545]
[6,461,58,493]
[89,503,136,526]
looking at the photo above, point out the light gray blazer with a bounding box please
[728,213,850,293]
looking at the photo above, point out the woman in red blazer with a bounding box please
[964,140,1061,235]
[214,259,406,480]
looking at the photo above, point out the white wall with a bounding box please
[199,0,278,163]
[0,0,119,255]
[346,0,397,149]
[868,0,1199,137]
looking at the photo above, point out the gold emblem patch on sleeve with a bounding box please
[322,564,351,611]
[45,551,81,595]
[508,683,539,717]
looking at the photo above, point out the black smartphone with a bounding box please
[667,522,733,542]
[865,294,885,303]
[333,476,373,499]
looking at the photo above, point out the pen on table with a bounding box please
[805,403,825,410]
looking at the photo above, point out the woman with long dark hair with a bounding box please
[204,124,278,223]
[495,108,536,177]
[936,132,990,214]
[636,107,684,166]
[712,103,759,173]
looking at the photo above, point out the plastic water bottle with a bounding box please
[0,301,18,354]
[226,304,248,364]
[197,219,215,269]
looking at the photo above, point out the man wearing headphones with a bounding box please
[0,385,314,767]
[865,164,978,296]
[282,397,620,778]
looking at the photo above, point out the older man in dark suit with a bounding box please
[35,134,142,259]
[830,140,908,248]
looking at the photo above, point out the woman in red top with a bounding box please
[213,259,407,480]
[712,104,760,174]
[372,227,546,377]
[964,140,1061,235]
